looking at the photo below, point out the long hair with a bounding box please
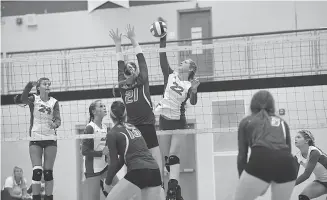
[36,77,50,95]
[88,100,101,123]
[298,130,326,155]
[250,90,275,119]
[110,101,127,124]
[12,166,26,186]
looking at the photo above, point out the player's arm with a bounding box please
[237,119,249,177]
[295,150,320,185]
[294,156,301,176]
[133,39,149,85]
[81,125,103,157]
[160,35,174,85]
[52,101,61,129]
[21,81,36,104]
[283,121,291,152]
[109,29,125,83]
[105,132,125,185]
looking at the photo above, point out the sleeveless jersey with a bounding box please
[112,123,158,171]
[155,72,191,120]
[120,84,155,125]
[31,94,58,137]
[83,122,108,173]
[295,146,327,182]
[240,114,290,151]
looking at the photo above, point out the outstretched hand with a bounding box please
[125,24,136,40]
[191,78,200,89]
[158,17,167,23]
[109,28,122,44]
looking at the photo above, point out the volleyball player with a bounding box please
[234,90,297,200]
[81,100,119,200]
[155,17,200,200]
[21,78,61,200]
[109,25,164,184]
[102,101,162,200]
[294,130,327,200]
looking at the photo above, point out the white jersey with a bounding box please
[155,72,191,120]
[31,95,57,138]
[83,122,108,173]
[295,146,327,182]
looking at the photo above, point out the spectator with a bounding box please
[1,166,30,200]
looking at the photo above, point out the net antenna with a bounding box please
[112,44,130,98]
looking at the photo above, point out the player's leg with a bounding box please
[234,171,270,200]
[141,168,163,200]
[105,178,141,200]
[83,175,101,200]
[100,168,119,197]
[299,181,327,199]
[270,181,295,200]
[142,186,162,200]
[29,141,44,200]
[43,141,57,200]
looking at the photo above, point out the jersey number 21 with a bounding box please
[125,88,139,104]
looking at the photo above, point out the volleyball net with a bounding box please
[1,29,327,142]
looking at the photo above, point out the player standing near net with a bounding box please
[294,130,327,200]
[20,78,61,200]
[109,25,164,185]
[235,90,297,200]
[103,101,162,200]
[81,100,119,200]
[155,17,200,200]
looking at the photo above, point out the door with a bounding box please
[157,121,197,200]
[178,8,213,81]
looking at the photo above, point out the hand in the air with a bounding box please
[125,24,136,40]
[158,17,167,23]
[109,28,122,44]
[191,78,200,89]
[31,81,38,87]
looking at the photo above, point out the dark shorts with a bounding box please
[314,180,327,189]
[134,124,159,149]
[29,140,57,148]
[245,146,297,183]
[159,115,187,130]
[124,168,162,189]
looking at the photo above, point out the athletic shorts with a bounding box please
[124,168,162,189]
[159,115,187,130]
[314,180,327,189]
[29,140,57,148]
[134,124,159,149]
[245,146,297,183]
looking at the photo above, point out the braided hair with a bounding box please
[110,101,127,124]
[299,130,326,155]
[88,100,101,123]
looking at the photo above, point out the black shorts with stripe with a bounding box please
[159,115,187,130]
[29,140,57,148]
[124,168,162,189]
[245,146,297,183]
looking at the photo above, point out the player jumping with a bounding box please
[155,17,200,200]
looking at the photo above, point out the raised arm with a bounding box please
[160,35,174,84]
[126,24,149,85]
[81,125,103,157]
[295,150,320,185]
[237,119,249,177]
[188,78,200,105]
[109,29,125,82]
[105,132,125,186]
[21,81,37,105]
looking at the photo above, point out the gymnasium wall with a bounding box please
[2,86,327,200]
[1,1,327,53]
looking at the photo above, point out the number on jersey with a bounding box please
[170,82,184,96]
[38,104,51,115]
[125,88,139,104]
[124,123,142,139]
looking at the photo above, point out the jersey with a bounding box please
[111,123,158,171]
[118,49,155,125]
[83,122,108,174]
[295,146,327,182]
[238,114,291,151]
[30,94,58,137]
[155,72,191,120]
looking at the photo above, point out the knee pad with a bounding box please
[43,170,53,181]
[299,195,310,200]
[167,155,180,166]
[32,166,43,183]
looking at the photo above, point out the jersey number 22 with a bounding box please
[170,82,184,96]
[125,88,139,104]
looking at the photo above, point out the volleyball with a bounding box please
[150,21,167,38]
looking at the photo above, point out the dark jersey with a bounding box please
[118,52,155,125]
[237,113,291,175]
[105,123,158,185]
[157,36,197,119]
